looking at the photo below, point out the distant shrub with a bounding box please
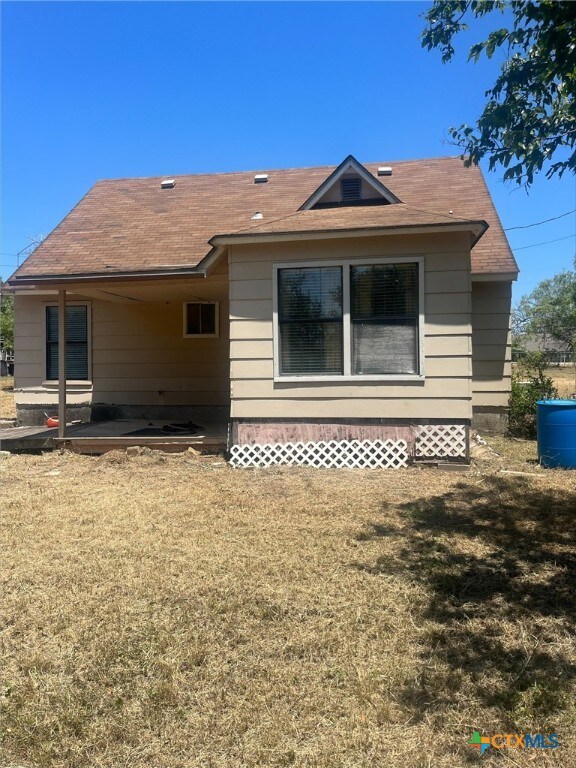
[508,353,557,438]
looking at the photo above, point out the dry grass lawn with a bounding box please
[0,375,16,420]
[548,365,576,399]
[2,446,576,768]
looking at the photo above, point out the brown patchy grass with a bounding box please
[2,447,575,767]
[0,375,16,420]
[547,365,576,399]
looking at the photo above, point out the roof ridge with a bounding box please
[92,155,466,184]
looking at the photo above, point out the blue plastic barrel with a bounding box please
[536,400,576,469]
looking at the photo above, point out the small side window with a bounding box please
[45,304,89,380]
[183,302,219,337]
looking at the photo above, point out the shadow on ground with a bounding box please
[353,474,576,729]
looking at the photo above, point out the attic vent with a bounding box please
[160,179,175,189]
[341,177,361,201]
[251,212,263,220]
[377,167,393,176]
[254,174,268,184]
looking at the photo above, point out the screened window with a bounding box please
[276,260,421,378]
[46,305,89,381]
[184,303,218,337]
[278,267,343,375]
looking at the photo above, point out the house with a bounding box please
[7,155,518,465]
[512,334,573,365]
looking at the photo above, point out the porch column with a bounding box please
[58,289,67,439]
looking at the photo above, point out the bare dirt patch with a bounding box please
[2,445,575,767]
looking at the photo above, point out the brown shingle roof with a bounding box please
[225,203,486,238]
[9,157,518,280]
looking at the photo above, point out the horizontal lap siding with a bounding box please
[471,281,512,408]
[14,295,93,406]
[229,234,473,420]
[13,291,230,409]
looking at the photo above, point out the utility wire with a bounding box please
[505,208,576,231]
[512,234,575,251]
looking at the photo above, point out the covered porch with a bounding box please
[11,261,231,449]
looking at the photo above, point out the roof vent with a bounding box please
[341,177,361,201]
[254,174,268,184]
[160,179,175,189]
[251,212,263,220]
[377,167,392,176]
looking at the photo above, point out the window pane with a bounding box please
[280,322,343,375]
[351,263,419,375]
[353,320,418,375]
[186,303,216,335]
[186,303,201,334]
[200,304,216,335]
[45,305,88,380]
[279,267,342,321]
[278,267,343,376]
[351,263,418,318]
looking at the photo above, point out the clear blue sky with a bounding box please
[2,1,574,301]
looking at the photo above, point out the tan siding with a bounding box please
[230,320,271,340]
[471,281,512,408]
[232,398,472,419]
[474,360,512,377]
[426,293,471,314]
[472,378,511,392]
[230,340,273,360]
[231,355,471,380]
[472,392,511,407]
[230,299,272,321]
[232,378,470,400]
[229,234,473,421]
[425,270,471,293]
[230,279,271,302]
[425,315,470,335]
[13,281,230,411]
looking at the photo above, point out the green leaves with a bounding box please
[0,291,14,353]
[516,271,576,356]
[422,0,576,186]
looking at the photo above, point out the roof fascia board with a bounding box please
[7,266,209,288]
[472,272,518,282]
[299,155,401,210]
[211,220,488,246]
[195,245,227,275]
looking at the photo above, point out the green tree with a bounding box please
[0,286,14,352]
[514,269,576,390]
[422,1,576,186]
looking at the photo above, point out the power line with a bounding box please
[512,234,575,251]
[505,208,576,231]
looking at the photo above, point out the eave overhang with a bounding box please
[211,219,489,248]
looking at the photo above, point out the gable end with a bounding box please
[299,154,401,211]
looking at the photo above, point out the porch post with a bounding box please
[58,289,67,439]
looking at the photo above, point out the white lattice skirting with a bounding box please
[229,439,409,469]
[414,424,468,459]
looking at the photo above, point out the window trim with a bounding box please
[42,301,92,385]
[272,257,425,382]
[183,301,220,338]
